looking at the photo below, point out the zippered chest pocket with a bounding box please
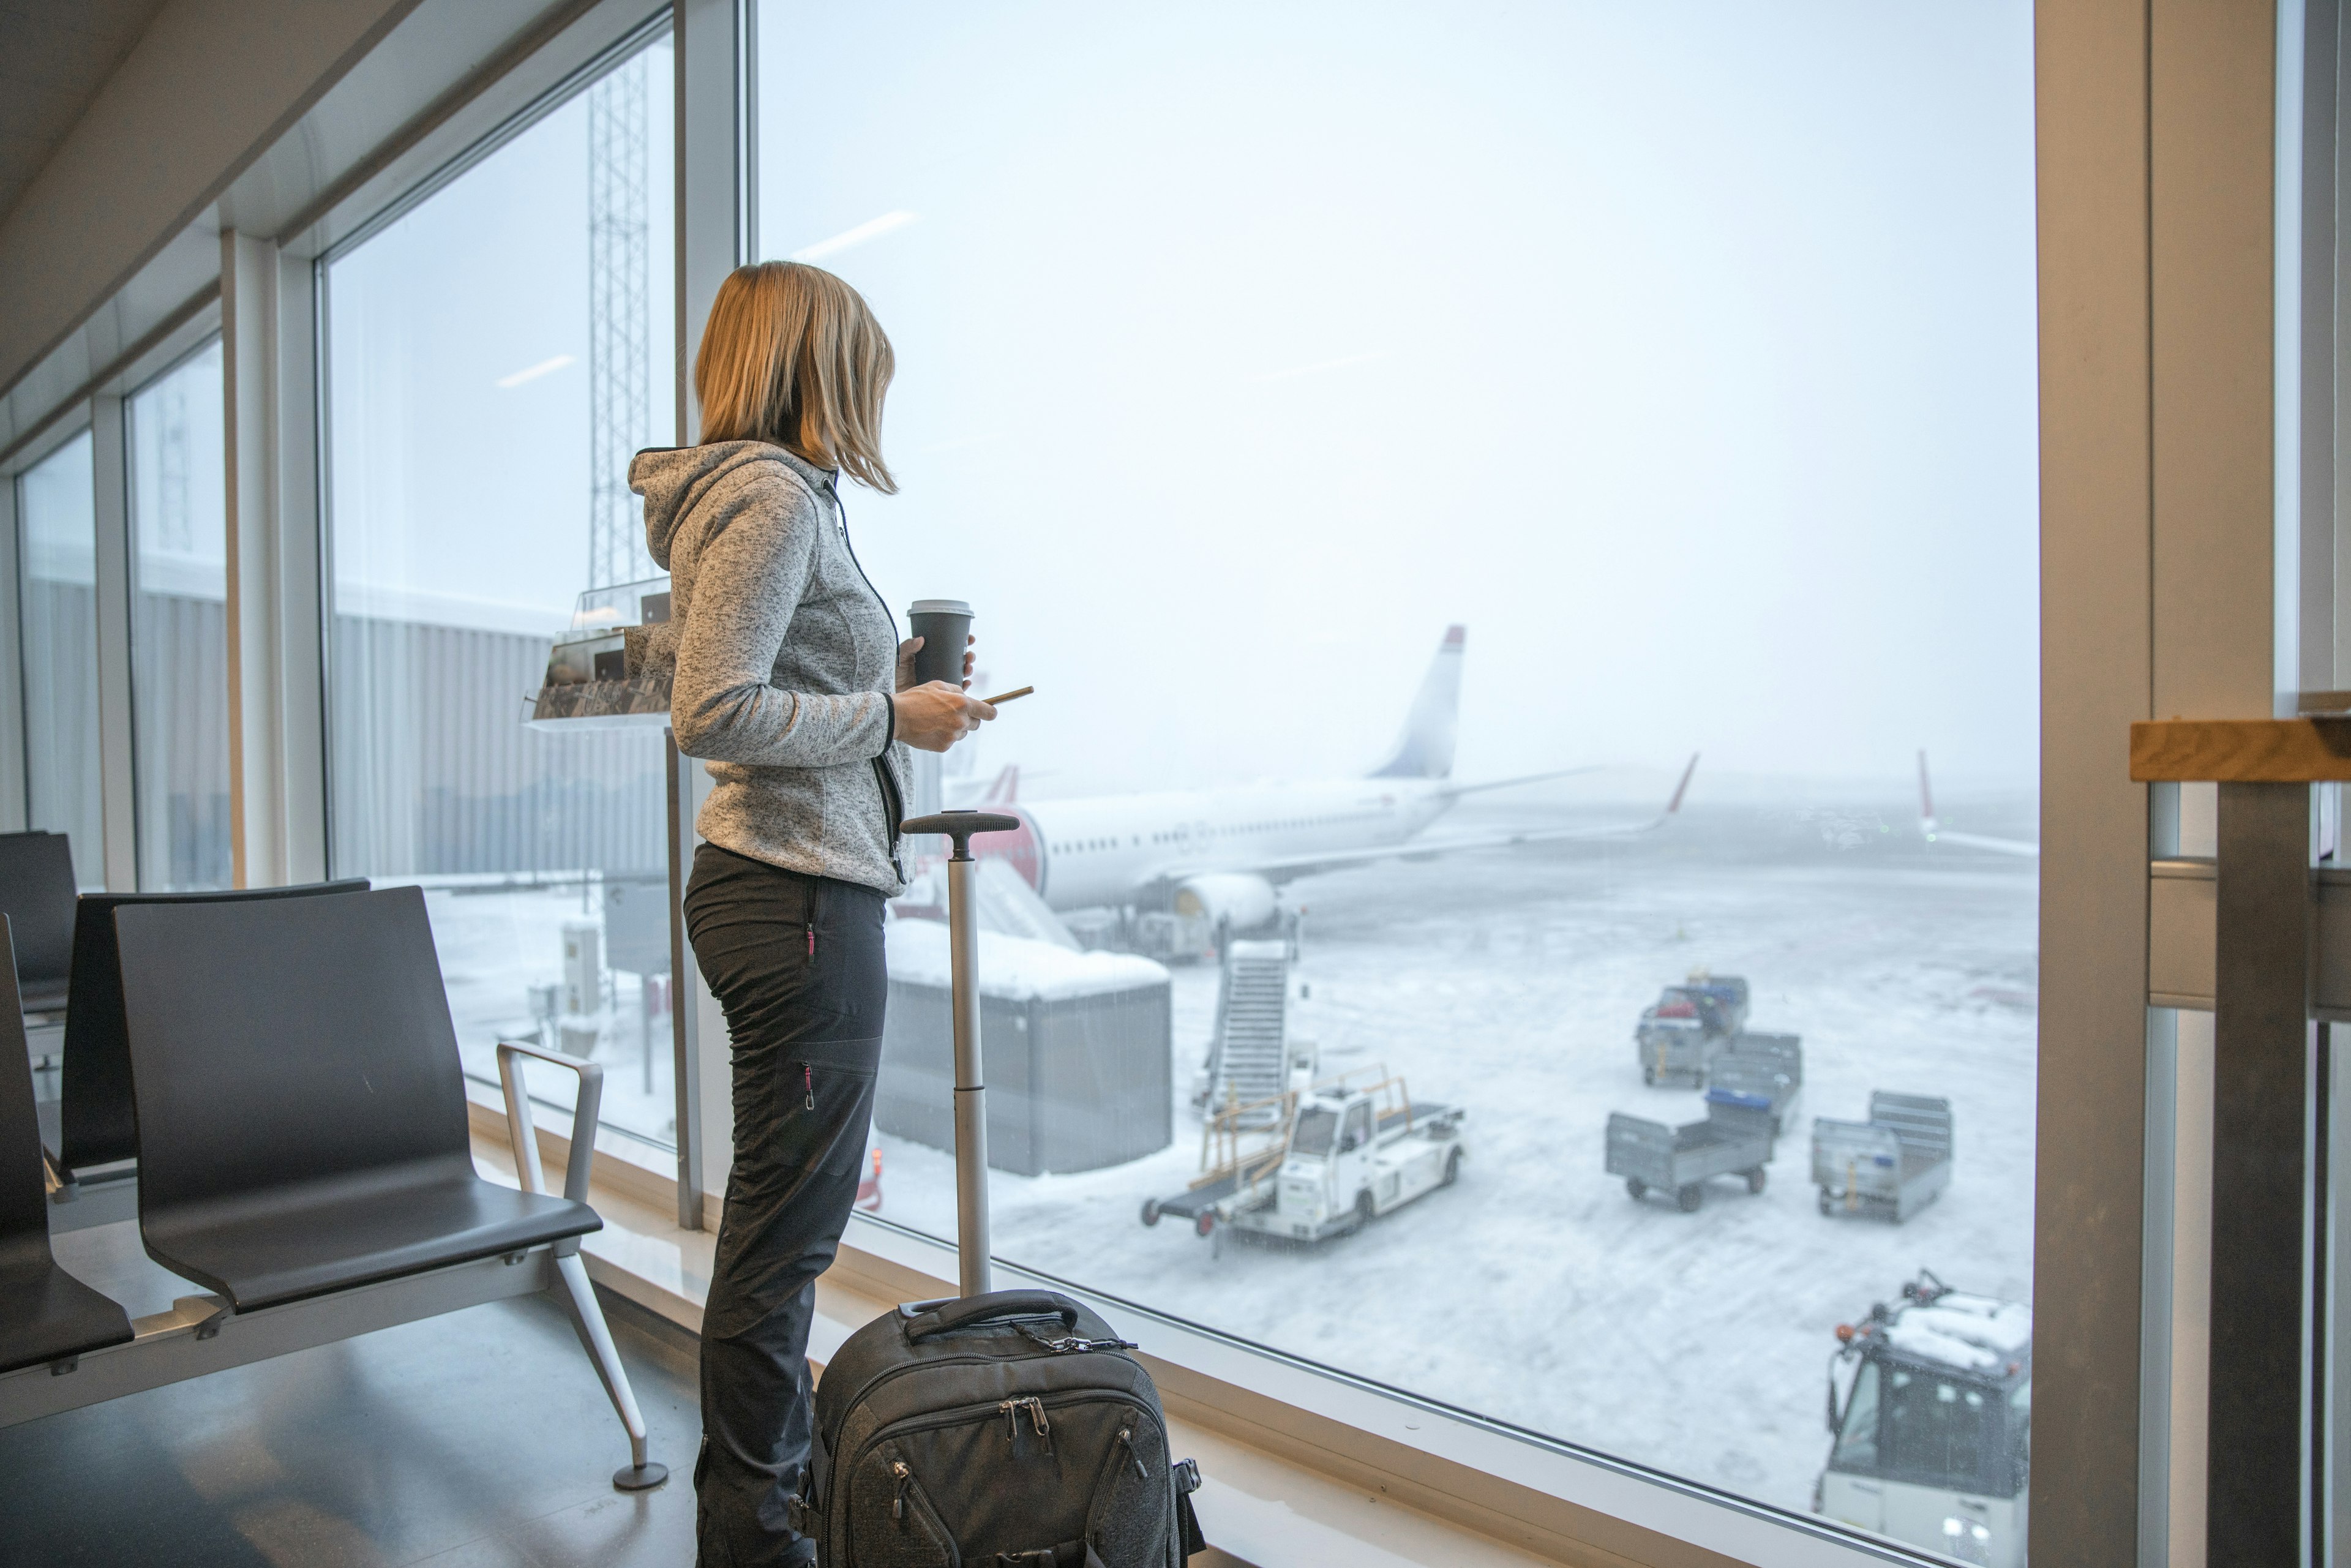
[848,1397,1169,1567]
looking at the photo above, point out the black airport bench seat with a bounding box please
[0,832,78,1073]
[42,879,370,1232]
[0,928,130,1375]
[0,888,664,1491]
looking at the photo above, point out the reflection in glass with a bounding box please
[324,39,678,1148]
[127,339,232,890]
[17,431,103,888]
[757,3,2039,1557]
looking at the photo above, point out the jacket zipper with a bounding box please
[826,478,909,879]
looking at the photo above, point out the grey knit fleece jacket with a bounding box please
[630,440,908,895]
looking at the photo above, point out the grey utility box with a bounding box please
[877,919,1172,1175]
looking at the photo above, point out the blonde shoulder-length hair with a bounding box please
[694,261,898,493]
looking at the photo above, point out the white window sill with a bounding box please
[468,1106,1927,1568]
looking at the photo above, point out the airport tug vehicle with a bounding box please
[1816,1271,2031,1567]
[1142,1070,1465,1247]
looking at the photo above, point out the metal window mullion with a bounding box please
[0,476,24,831]
[275,246,328,884]
[667,0,747,1230]
[88,394,137,891]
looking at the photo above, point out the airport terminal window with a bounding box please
[126,340,231,890]
[15,431,103,887]
[322,36,678,1146]
[759,4,2038,1561]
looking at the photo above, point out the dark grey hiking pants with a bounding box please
[684,843,888,1568]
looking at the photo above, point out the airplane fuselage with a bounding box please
[976,779,1460,911]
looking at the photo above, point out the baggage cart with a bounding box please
[1633,972,1749,1086]
[1607,1087,1775,1212]
[1711,1032,1802,1136]
[1812,1091,1952,1221]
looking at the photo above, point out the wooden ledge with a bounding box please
[2131,719,2351,781]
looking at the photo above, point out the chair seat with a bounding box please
[142,1164,601,1313]
[0,1258,134,1376]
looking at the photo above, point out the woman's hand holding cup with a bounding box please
[896,633,975,692]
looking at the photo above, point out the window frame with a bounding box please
[0,0,2288,1559]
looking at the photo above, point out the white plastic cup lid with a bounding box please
[907,599,973,617]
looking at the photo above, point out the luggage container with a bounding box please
[877,920,1172,1176]
[1812,1092,1952,1221]
[1606,1087,1775,1211]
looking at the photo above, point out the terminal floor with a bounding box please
[0,1222,702,1567]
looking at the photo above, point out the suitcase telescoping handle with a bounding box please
[902,810,1022,1298]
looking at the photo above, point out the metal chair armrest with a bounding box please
[494,1040,606,1206]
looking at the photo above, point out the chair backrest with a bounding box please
[0,918,54,1272]
[57,879,370,1175]
[0,831,79,997]
[114,886,470,1214]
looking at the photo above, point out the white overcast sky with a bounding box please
[329,4,2039,796]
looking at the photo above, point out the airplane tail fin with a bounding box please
[981,765,1019,805]
[1369,625,1464,780]
[1916,749,1937,836]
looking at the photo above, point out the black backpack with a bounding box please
[811,1287,1205,1566]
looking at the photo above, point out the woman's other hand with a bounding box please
[891,681,996,752]
[896,634,978,692]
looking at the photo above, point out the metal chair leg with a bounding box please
[552,1250,668,1491]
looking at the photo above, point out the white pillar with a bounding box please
[221,228,328,888]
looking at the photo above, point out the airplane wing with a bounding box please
[1921,828,2039,858]
[1438,765,1605,798]
[1178,754,1700,886]
[1916,750,2038,857]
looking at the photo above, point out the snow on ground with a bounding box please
[400,789,2037,1521]
[865,795,2038,1519]
[414,880,681,1147]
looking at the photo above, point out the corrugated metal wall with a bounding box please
[19,579,106,886]
[330,612,664,879]
[132,590,231,888]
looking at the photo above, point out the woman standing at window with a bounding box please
[631,260,991,1566]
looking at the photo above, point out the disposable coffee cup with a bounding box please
[907,599,973,688]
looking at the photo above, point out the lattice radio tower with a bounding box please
[587,53,654,590]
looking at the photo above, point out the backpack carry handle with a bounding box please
[903,1290,1081,1341]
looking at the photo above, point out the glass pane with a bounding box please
[324,38,679,1146]
[756,4,2037,1559]
[17,430,103,888]
[127,339,231,890]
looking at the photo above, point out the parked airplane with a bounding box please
[1916,751,2038,857]
[953,626,1698,925]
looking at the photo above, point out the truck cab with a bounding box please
[1278,1095,1377,1231]
[1817,1272,2030,1567]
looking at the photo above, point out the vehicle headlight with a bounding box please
[1940,1517,1992,1566]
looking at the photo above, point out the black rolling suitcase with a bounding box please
[808,811,1206,1566]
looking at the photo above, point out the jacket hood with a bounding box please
[630,441,837,569]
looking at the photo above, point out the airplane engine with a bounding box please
[1172,872,1278,932]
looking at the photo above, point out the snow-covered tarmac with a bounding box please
[870,792,2038,1519]
[413,787,2038,1523]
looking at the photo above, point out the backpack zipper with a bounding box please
[825,1317,1120,1437]
[847,1393,1164,1513]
